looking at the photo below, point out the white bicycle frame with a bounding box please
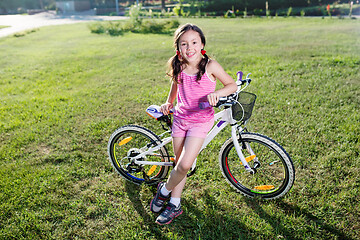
[130,72,256,174]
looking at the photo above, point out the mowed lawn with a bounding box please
[0,17,359,239]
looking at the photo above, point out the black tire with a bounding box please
[219,132,295,199]
[108,125,170,185]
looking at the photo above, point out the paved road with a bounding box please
[0,11,127,38]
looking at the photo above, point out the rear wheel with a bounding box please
[219,133,295,199]
[108,125,170,185]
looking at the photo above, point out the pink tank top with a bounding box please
[174,71,216,123]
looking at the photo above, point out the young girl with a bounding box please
[150,23,237,225]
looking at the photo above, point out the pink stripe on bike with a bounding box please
[226,157,238,183]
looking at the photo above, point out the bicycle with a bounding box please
[108,72,295,200]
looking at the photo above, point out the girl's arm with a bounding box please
[207,60,238,106]
[160,81,178,115]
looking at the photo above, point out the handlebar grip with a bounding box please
[237,71,243,81]
[199,96,230,109]
[199,102,211,109]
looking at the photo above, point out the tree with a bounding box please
[39,0,44,9]
[0,0,55,13]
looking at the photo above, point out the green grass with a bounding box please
[1,18,359,239]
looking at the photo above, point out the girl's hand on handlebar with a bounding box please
[160,102,173,115]
[207,92,220,107]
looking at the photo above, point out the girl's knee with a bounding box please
[175,162,192,174]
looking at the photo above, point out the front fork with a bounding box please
[231,126,258,174]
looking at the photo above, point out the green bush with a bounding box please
[121,21,136,32]
[88,23,105,34]
[287,7,292,17]
[163,19,180,30]
[139,20,165,34]
[173,5,184,17]
[13,28,39,38]
[136,19,180,34]
[106,22,124,36]
[89,3,180,36]
[88,19,180,36]
[129,3,143,26]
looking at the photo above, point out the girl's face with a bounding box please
[178,30,204,64]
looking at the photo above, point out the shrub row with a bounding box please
[88,19,180,36]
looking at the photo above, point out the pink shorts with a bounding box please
[171,117,214,139]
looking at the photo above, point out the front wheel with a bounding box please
[108,125,170,185]
[219,132,295,200]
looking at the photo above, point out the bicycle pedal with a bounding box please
[186,167,197,177]
[142,171,150,181]
[253,161,261,169]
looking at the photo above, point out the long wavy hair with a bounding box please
[167,23,209,83]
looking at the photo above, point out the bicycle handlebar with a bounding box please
[199,71,252,109]
[199,96,236,109]
[237,71,252,86]
[199,98,227,109]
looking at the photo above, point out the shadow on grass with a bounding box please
[178,189,253,239]
[245,199,355,240]
[124,181,170,240]
[276,200,355,240]
[125,181,252,239]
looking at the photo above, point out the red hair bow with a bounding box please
[176,50,181,57]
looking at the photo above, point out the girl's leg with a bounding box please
[155,137,205,225]
[165,136,205,193]
[151,137,186,213]
[165,137,186,198]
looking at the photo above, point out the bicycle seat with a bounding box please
[146,105,173,120]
